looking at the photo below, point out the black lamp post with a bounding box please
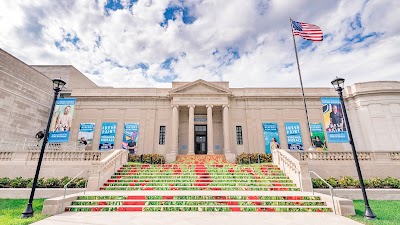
[21,78,66,218]
[331,77,376,220]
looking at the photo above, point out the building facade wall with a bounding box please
[0,49,53,140]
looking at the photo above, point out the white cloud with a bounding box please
[0,0,399,88]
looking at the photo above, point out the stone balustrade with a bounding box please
[272,149,312,192]
[290,151,399,161]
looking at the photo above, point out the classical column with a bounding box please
[222,104,231,153]
[206,105,214,154]
[188,105,195,155]
[171,105,179,154]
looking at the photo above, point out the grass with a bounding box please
[0,199,48,225]
[349,200,400,225]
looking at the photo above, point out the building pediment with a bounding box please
[169,79,230,95]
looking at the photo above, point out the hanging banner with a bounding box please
[284,122,304,150]
[321,97,349,143]
[77,123,95,146]
[310,123,327,151]
[48,98,76,143]
[122,123,139,149]
[262,122,280,154]
[99,122,117,150]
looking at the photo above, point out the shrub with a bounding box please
[45,178,62,188]
[326,177,339,188]
[338,176,356,188]
[235,153,272,164]
[10,177,29,188]
[312,178,328,188]
[128,154,165,164]
[384,177,400,188]
[0,177,11,188]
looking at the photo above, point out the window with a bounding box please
[159,126,166,145]
[236,126,243,145]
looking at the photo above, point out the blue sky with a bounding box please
[0,0,399,88]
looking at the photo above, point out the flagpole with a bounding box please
[290,18,314,150]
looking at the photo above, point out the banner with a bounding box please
[77,123,95,146]
[310,123,327,151]
[262,123,280,154]
[48,98,76,142]
[122,123,139,149]
[99,122,117,150]
[321,97,349,143]
[284,122,304,150]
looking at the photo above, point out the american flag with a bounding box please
[292,20,323,41]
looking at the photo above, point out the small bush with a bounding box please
[0,177,11,188]
[338,176,355,188]
[45,178,61,188]
[10,177,29,188]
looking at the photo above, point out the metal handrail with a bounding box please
[62,169,89,210]
[309,170,336,214]
[97,150,124,189]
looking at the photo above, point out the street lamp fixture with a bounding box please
[21,78,66,218]
[331,76,376,220]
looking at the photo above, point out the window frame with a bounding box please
[159,126,166,145]
[236,126,243,145]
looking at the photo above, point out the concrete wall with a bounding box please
[0,49,53,140]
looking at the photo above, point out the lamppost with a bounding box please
[331,77,376,220]
[21,78,66,218]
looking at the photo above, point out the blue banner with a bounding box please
[77,123,95,145]
[99,122,117,150]
[284,122,304,150]
[122,123,139,149]
[321,97,349,143]
[48,98,76,143]
[262,123,280,154]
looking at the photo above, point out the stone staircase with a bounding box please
[66,155,332,212]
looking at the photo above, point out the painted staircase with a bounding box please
[66,155,332,212]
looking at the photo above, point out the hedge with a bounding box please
[235,153,272,164]
[312,176,400,189]
[0,176,87,188]
[128,154,165,164]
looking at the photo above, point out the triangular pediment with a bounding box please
[170,79,230,94]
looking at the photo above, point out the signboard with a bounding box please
[48,98,76,142]
[284,122,304,150]
[262,122,280,154]
[310,123,327,150]
[77,123,95,146]
[99,122,117,150]
[321,97,349,143]
[122,123,139,149]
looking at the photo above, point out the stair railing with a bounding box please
[272,149,303,191]
[309,170,336,214]
[97,150,125,190]
[62,169,89,210]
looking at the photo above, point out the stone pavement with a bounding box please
[31,212,363,225]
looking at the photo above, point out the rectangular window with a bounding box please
[236,126,243,145]
[159,126,166,145]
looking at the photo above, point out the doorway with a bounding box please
[195,125,207,154]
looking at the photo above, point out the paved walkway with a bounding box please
[32,212,363,225]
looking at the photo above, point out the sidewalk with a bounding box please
[32,212,363,225]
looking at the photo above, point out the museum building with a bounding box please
[1,48,400,164]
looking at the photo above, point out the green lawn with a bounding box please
[350,200,400,225]
[0,199,48,225]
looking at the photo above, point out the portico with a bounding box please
[169,80,232,156]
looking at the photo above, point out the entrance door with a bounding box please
[195,125,207,154]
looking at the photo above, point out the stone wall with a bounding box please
[0,49,53,140]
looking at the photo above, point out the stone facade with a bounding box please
[1,48,400,158]
[0,49,53,140]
